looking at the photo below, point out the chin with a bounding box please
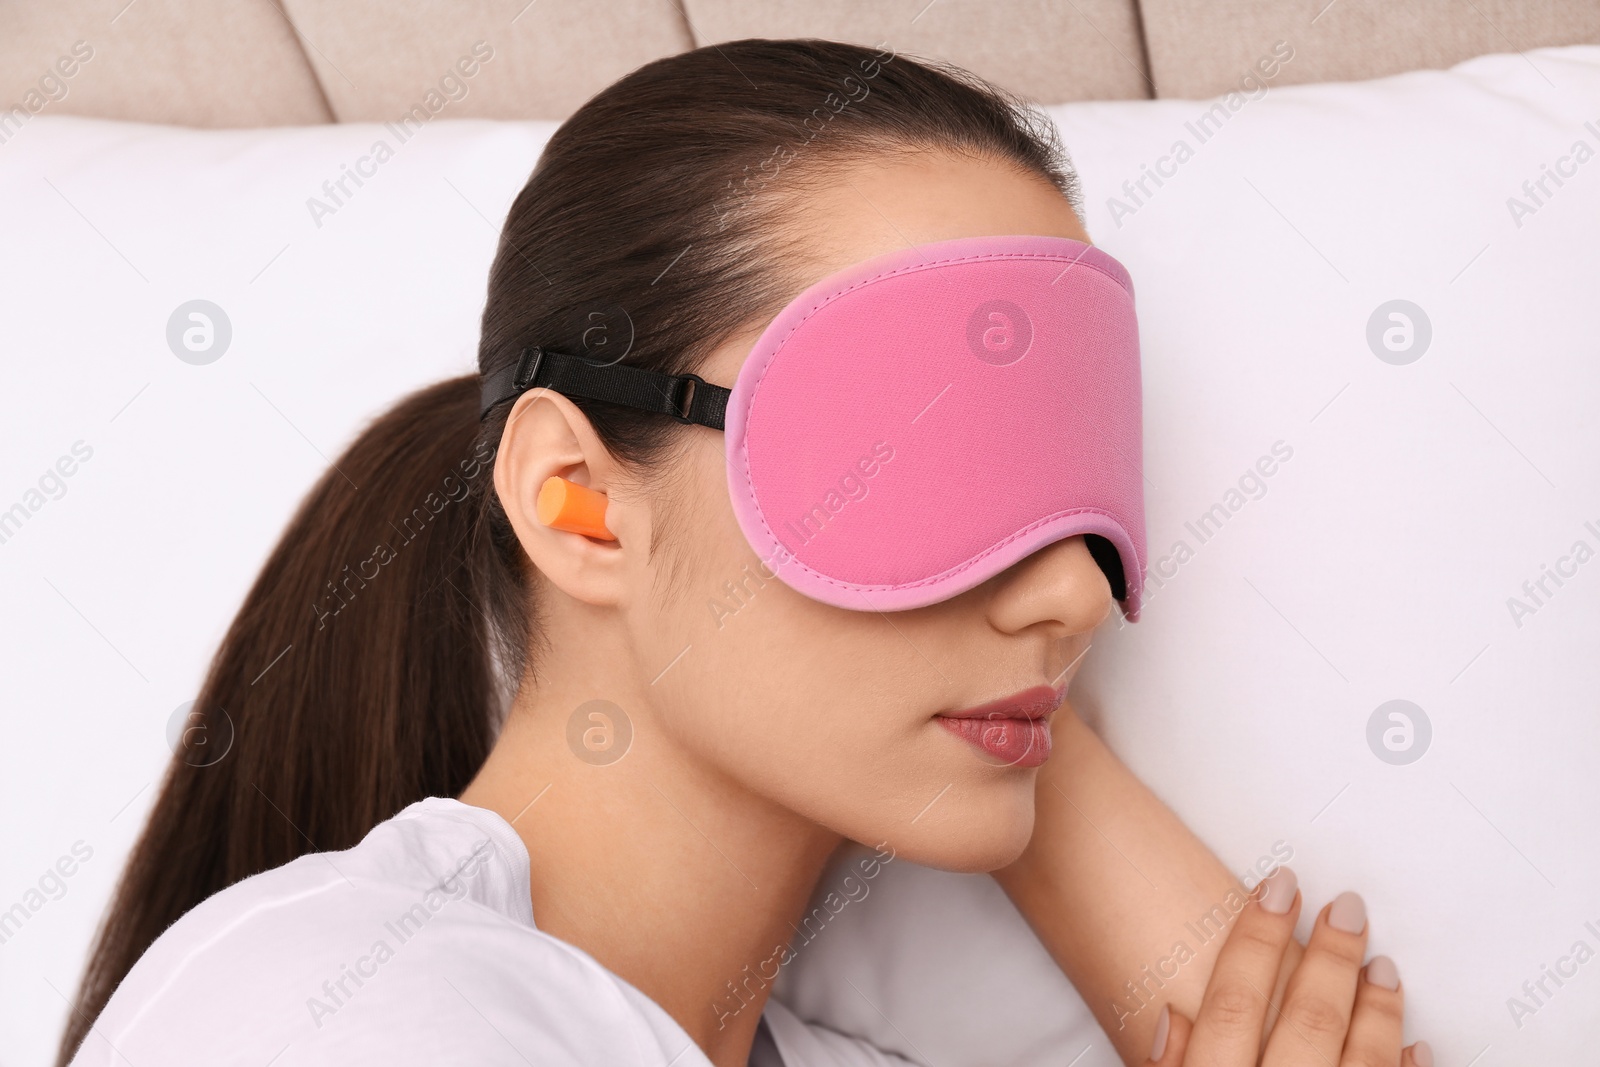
[889,784,1038,873]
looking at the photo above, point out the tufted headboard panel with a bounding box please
[1,0,1596,128]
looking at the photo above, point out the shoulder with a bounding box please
[74,798,699,1067]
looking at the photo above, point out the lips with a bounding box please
[936,684,1065,768]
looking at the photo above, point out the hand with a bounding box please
[1143,867,1433,1067]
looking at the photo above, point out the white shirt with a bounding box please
[71,797,917,1067]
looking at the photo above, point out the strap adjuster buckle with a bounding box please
[513,346,546,390]
[666,373,706,423]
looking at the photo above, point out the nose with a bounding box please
[984,535,1115,639]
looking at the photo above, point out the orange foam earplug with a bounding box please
[536,476,616,541]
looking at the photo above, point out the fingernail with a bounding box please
[1149,1004,1170,1061]
[1329,891,1367,934]
[1365,955,1399,990]
[1411,1039,1434,1067]
[1258,866,1298,914]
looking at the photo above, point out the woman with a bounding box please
[59,38,1430,1067]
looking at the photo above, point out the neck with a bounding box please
[459,690,841,1067]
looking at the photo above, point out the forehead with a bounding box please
[701,150,1090,383]
[785,149,1089,280]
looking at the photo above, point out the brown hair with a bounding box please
[57,37,1081,1064]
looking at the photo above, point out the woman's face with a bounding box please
[617,151,1115,872]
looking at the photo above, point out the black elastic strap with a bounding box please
[479,346,731,430]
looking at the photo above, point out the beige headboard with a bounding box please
[2,0,1596,128]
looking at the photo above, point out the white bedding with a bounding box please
[1,43,1596,1067]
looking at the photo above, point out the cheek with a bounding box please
[629,476,909,800]
[641,550,1041,869]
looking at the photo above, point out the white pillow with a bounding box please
[1,43,1596,1067]
[778,44,1600,1067]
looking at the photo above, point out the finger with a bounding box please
[1184,866,1302,1067]
[1144,1005,1192,1066]
[1261,937,1304,1044]
[1401,1040,1435,1067]
[1338,955,1403,1067]
[1263,891,1368,1066]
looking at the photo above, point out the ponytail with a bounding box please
[57,376,505,1064]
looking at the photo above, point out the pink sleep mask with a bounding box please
[478,233,1146,619]
[726,234,1146,619]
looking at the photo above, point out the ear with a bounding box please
[493,387,638,608]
